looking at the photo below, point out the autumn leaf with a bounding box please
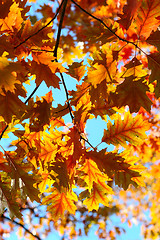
[146,30,160,52]
[83,182,112,211]
[0,180,22,219]
[79,158,111,192]
[20,19,52,46]
[147,52,160,98]
[110,76,152,112]
[0,2,23,32]
[122,57,148,78]
[30,60,61,88]
[5,151,40,203]
[68,61,86,81]
[0,54,23,93]
[42,188,78,219]
[0,1,12,19]
[118,0,141,30]
[38,136,58,166]
[136,0,160,39]
[102,111,149,147]
[48,155,70,190]
[87,49,117,87]
[0,92,26,123]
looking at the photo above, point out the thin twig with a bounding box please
[2,215,41,240]
[59,72,74,120]
[24,85,40,104]
[80,135,96,150]
[53,0,68,58]
[71,0,144,54]
[53,0,74,120]
[14,0,65,49]
[71,0,160,68]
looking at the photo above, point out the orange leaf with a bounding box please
[136,0,160,39]
[42,188,78,219]
[0,2,23,32]
[0,92,26,123]
[79,158,111,192]
[83,182,112,211]
[102,111,149,146]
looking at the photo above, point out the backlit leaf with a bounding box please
[102,111,149,146]
[83,182,112,211]
[42,188,78,219]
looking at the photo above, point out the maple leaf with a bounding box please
[87,49,117,87]
[30,60,61,88]
[68,61,86,82]
[146,30,160,52]
[118,0,141,30]
[122,57,148,78]
[42,188,78,219]
[89,79,108,107]
[136,0,160,39]
[0,1,12,19]
[0,2,23,32]
[20,19,52,47]
[110,76,152,112]
[102,111,149,147]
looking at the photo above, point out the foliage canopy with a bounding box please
[0,0,160,239]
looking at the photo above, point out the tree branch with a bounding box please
[53,0,74,121]
[0,1,66,141]
[71,0,144,54]
[1,215,41,240]
[14,0,65,49]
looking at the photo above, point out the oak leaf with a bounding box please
[110,76,152,112]
[42,188,78,219]
[83,182,112,211]
[79,158,111,192]
[102,111,149,147]
[0,92,26,123]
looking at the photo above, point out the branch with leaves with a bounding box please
[0,0,160,239]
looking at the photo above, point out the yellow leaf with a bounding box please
[102,111,150,146]
[42,188,78,219]
[0,2,23,32]
[87,63,107,87]
[79,158,111,192]
[83,182,112,211]
[0,54,21,93]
